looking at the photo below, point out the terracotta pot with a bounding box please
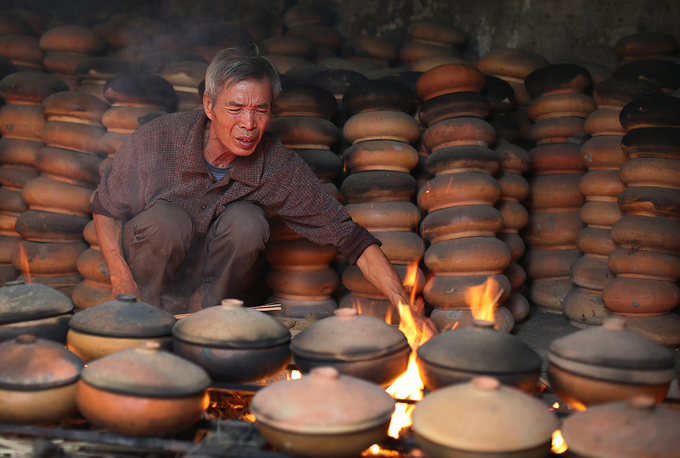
[12,240,87,275]
[268,116,339,149]
[611,215,680,255]
[272,83,336,119]
[414,64,484,101]
[101,106,167,132]
[563,285,611,327]
[343,111,420,144]
[424,273,511,310]
[608,247,680,281]
[0,280,74,334]
[619,157,680,188]
[602,277,679,315]
[488,115,519,143]
[342,79,415,115]
[346,36,398,62]
[251,367,394,458]
[618,186,680,218]
[172,299,291,383]
[266,267,339,298]
[42,55,85,83]
[399,41,459,67]
[547,318,675,409]
[580,201,625,227]
[70,280,111,310]
[504,293,530,322]
[594,76,664,109]
[340,170,416,204]
[619,94,680,129]
[418,172,501,212]
[496,171,530,201]
[0,104,46,141]
[425,144,499,176]
[262,35,315,59]
[422,117,495,152]
[425,237,511,274]
[575,227,618,256]
[67,294,175,361]
[527,278,573,313]
[562,396,680,458]
[419,92,490,125]
[15,210,90,242]
[75,248,110,284]
[580,135,628,168]
[40,122,106,154]
[264,239,336,268]
[421,205,504,243]
[39,25,106,53]
[412,377,557,458]
[290,308,410,387]
[529,142,585,173]
[584,108,628,136]
[504,262,526,290]
[346,201,421,232]
[0,72,69,104]
[342,264,425,299]
[621,126,680,159]
[76,343,210,436]
[98,132,128,156]
[615,32,677,59]
[494,142,531,174]
[103,73,177,110]
[343,139,418,173]
[579,169,626,199]
[338,294,398,324]
[295,148,342,179]
[41,88,109,126]
[525,63,592,98]
[0,35,43,69]
[0,138,42,167]
[270,295,337,319]
[527,92,596,121]
[498,233,526,262]
[569,255,612,290]
[371,230,425,264]
[496,200,529,233]
[0,187,27,214]
[475,49,549,81]
[416,322,541,392]
[0,334,83,423]
[409,21,465,46]
[521,212,584,249]
[22,176,94,217]
[35,147,102,185]
[528,116,587,145]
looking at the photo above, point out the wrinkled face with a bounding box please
[203,77,273,160]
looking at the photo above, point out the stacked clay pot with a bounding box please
[399,21,465,67]
[520,64,594,313]
[0,73,69,287]
[0,33,43,71]
[71,221,112,309]
[613,58,680,96]
[160,60,208,112]
[13,90,108,296]
[344,35,398,69]
[484,76,532,323]
[415,63,513,331]
[74,56,137,101]
[475,49,549,144]
[339,79,423,323]
[264,83,342,318]
[564,78,665,327]
[98,71,177,174]
[39,25,106,90]
[601,95,680,349]
[614,33,678,65]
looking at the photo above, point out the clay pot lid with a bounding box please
[342,79,415,116]
[0,280,74,325]
[593,77,664,108]
[172,299,290,349]
[0,334,83,390]
[525,63,593,97]
[250,366,394,434]
[290,308,409,361]
[68,294,176,338]
[548,317,675,372]
[613,58,680,91]
[0,71,70,104]
[81,341,210,396]
[562,396,680,458]
[620,94,680,129]
[412,376,557,453]
[417,320,542,375]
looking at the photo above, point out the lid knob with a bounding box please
[603,317,626,330]
[471,376,501,391]
[221,299,244,309]
[5,280,25,287]
[116,294,137,303]
[310,366,340,382]
[16,334,37,344]
[136,340,161,352]
[472,319,495,330]
[334,308,358,320]
[628,396,656,410]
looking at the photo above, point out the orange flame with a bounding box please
[551,430,568,454]
[465,276,503,323]
[403,261,420,305]
[550,402,560,410]
[289,370,301,380]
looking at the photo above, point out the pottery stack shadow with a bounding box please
[601,94,680,349]
[264,82,343,318]
[475,49,549,146]
[39,26,106,91]
[98,72,177,174]
[415,63,514,331]
[484,75,532,324]
[0,73,68,287]
[339,78,424,323]
[563,77,665,327]
[520,64,594,313]
[13,90,108,297]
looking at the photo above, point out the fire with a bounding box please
[369,444,380,454]
[551,429,568,454]
[550,402,560,410]
[465,276,503,322]
[403,261,419,305]
[289,370,301,380]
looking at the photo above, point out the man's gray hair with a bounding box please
[204,46,282,106]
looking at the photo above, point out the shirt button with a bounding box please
[200,204,206,210]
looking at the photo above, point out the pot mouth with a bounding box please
[548,354,676,385]
[417,354,541,378]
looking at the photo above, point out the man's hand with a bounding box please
[94,212,140,302]
[109,273,140,301]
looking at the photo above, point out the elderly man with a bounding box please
[91,48,431,328]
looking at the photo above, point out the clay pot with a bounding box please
[173,299,291,383]
[40,123,106,154]
[580,135,628,168]
[570,255,612,290]
[482,75,514,114]
[608,247,680,281]
[425,144,500,176]
[342,264,425,299]
[619,157,680,188]
[563,285,611,327]
[77,342,210,436]
[0,104,46,141]
[0,71,69,104]
[618,186,680,218]
[562,396,680,458]
[496,172,530,201]
[527,92,596,121]
[575,227,618,257]
[620,94,680,130]
[101,106,167,133]
[342,79,415,115]
[529,142,585,173]
[12,240,87,275]
[416,321,541,392]
[422,117,495,152]
[343,111,420,144]
[580,201,624,227]
[268,116,339,149]
[340,170,416,204]
[496,200,529,232]
[22,177,93,217]
[273,83,336,119]
[475,49,549,81]
[415,64,485,101]
[521,212,584,249]
[425,237,511,274]
[250,366,394,458]
[412,377,557,458]
[621,126,680,159]
[418,92,490,125]
[0,280,73,342]
[579,170,626,199]
[0,35,43,69]
[0,334,83,423]
[614,59,680,93]
[418,172,502,212]
[615,32,678,59]
[399,41,460,67]
[421,205,504,243]
[103,72,177,110]
[266,267,339,299]
[424,273,511,310]
[584,108,627,136]
[343,140,418,173]
[67,294,175,362]
[601,277,679,315]
[371,231,425,264]
[528,116,587,144]
[0,138,42,167]
[611,215,680,256]
[290,308,410,387]
[15,210,90,242]
[296,149,342,179]
[409,21,465,47]
[525,63,592,98]
[547,318,675,409]
[306,69,369,99]
[346,201,421,232]
[264,238,337,268]
[39,25,106,54]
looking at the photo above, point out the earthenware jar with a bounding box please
[0,334,83,423]
[416,320,542,392]
[290,308,410,387]
[67,294,175,362]
[547,317,675,409]
[0,280,74,342]
[561,396,680,457]
[250,366,395,458]
[76,342,210,436]
[173,298,291,383]
[411,376,557,458]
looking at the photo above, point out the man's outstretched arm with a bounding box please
[92,212,139,300]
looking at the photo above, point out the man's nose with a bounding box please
[241,111,256,130]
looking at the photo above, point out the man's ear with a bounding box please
[203,92,213,119]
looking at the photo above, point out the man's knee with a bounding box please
[124,203,193,251]
[210,201,270,253]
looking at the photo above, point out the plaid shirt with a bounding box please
[91,109,377,263]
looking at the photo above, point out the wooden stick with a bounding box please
[174,303,282,319]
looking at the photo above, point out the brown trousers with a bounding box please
[123,201,269,313]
